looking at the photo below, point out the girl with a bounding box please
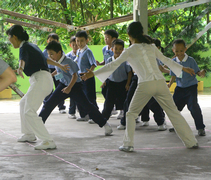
[6,25,68,150]
[82,21,198,152]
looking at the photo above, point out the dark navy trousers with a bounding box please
[102,80,128,120]
[43,68,65,110]
[39,82,107,127]
[77,77,98,117]
[121,75,165,126]
[173,84,205,130]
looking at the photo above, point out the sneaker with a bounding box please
[59,109,66,114]
[117,124,126,130]
[139,121,149,127]
[17,134,37,142]
[34,140,56,150]
[76,115,89,121]
[198,129,206,136]
[119,145,134,152]
[104,122,113,136]
[189,143,199,149]
[111,110,118,115]
[68,114,76,119]
[169,127,175,132]
[88,119,96,124]
[117,110,124,119]
[158,124,167,131]
[136,117,141,123]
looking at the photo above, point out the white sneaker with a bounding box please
[59,109,66,114]
[76,115,89,121]
[136,117,141,123]
[140,121,149,127]
[88,119,96,124]
[119,145,134,152]
[34,140,56,150]
[17,134,37,142]
[111,110,118,115]
[117,110,124,119]
[68,114,76,119]
[158,124,167,131]
[117,124,126,130]
[104,122,113,136]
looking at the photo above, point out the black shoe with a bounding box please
[169,128,175,132]
[198,129,206,136]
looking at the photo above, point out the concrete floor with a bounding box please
[0,94,211,180]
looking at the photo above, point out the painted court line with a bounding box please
[0,128,105,180]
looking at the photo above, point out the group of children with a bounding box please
[6,20,206,151]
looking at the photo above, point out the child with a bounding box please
[6,25,68,150]
[0,59,17,91]
[74,30,98,121]
[81,21,198,152]
[96,29,119,66]
[168,39,206,136]
[43,33,66,114]
[39,41,113,136]
[97,39,132,123]
[66,36,79,119]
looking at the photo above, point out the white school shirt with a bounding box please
[94,43,183,84]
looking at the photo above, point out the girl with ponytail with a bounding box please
[6,25,68,150]
[82,21,198,152]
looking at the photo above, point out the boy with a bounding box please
[168,39,206,136]
[43,33,66,114]
[74,30,98,121]
[66,36,79,119]
[100,39,132,122]
[39,41,113,136]
[96,29,119,66]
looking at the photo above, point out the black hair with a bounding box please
[172,39,186,47]
[127,21,151,44]
[153,38,164,53]
[104,29,119,38]
[70,36,76,43]
[75,30,88,40]
[47,33,59,41]
[112,39,124,48]
[45,41,62,53]
[6,25,29,41]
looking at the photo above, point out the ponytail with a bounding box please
[6,25,29,41]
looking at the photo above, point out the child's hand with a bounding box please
[100,82,106,88]
[167,83,171,88]
[197,69,206,78]
[182,67,195,76]
[125,84,130,91]
[81,69,94,81]
[60,64,70,72]
[61,87,71,94]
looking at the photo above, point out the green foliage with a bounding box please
[1,0,211,72]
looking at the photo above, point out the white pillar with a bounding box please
[133,0,148,34]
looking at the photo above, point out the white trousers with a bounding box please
[123,79,198,148]
[20,70,54,141]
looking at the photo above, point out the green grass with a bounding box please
[11,44,211,94]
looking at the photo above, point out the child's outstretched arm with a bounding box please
[197,69,206,78]
[168,76,176,88]
[182,67,195,76]
[47,58,69,72]
[125,71,132,91]
[159,65,170,74]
